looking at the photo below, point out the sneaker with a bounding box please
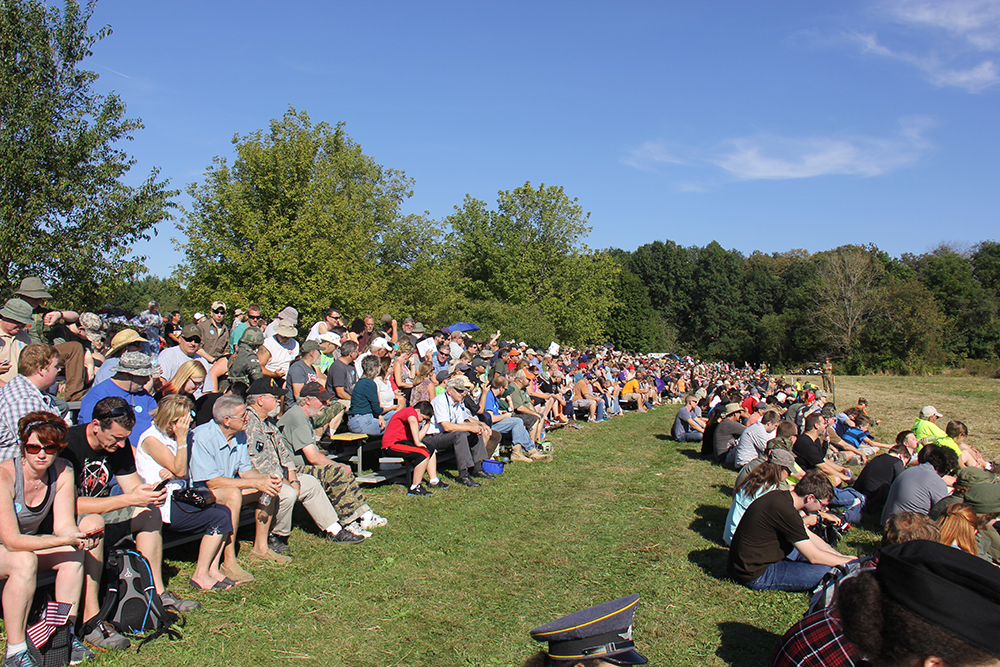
[456,475,480,488]
[407,485,433,496]
[220,561,255,584]
[70,634,94,664]
[160,590,201,612]
[344,521,373,537]
[246,547,292,564]
[360,513,388,530]
[326,529,365,543]
[428,479,450,490]
[470,469,495,479]
[3,650,38,667]
[268,534,290,555]
[83,621,131,650]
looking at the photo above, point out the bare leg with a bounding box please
[0,549,38,644]
[132,508,165,593]
[191,534,227,589]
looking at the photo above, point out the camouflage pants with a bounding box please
[296,463,369,526]
[310,401,346,430]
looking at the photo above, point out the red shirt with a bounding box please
[383,407,418,447]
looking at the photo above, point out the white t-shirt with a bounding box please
[135,424,186,523]
[262,336,298,376]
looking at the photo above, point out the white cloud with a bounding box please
[620,141,687,171]
[853,30,1000,92]
[711,118,933,181]
[622,118,934,186]
[884,0,1000,50]
[852,0,1000,92]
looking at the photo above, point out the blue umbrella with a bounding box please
[448,322,481,332]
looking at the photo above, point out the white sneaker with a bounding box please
[360,513,387,530]
[344,522,372,538]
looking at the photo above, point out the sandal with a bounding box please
[190,577,233,591]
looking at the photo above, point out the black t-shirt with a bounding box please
[59,424,137,498]
[793,434,826,470]
[326,359,356,397]
[854,454,904,497]
[162,321,178,347]
[727,490,809,583]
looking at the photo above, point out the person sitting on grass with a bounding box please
[937,502,980,557]
[727,471,857,592]
[382,401,446,496]
[134,394,235,591]
[852,444,911,518]
[936,420,991,470]
[0,412,104,666]
[881,444,959,527]
[723,448,796,546]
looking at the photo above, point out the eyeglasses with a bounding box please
[212,308,226,314]
[248,315,263,321]
[183,337,202,344]
[330,314,341,320]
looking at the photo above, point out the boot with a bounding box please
[511,445,533,463]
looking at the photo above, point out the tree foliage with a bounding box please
[0,0,176,308]
[178,108,433,325]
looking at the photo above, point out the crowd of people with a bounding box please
[0,277,695,666]
[670,365,1000,666]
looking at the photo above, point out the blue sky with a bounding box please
[85,0,1000,277]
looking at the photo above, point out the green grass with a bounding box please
[77,403,881,667]
[35,373,1000,666]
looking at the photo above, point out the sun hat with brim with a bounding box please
[107,329,147,357]
[0,298,34,326]
[412,322,427,333]
[964,483,1000,513]
[115,351,157,377]
[447,375,473,391]
[319,332,341,345]
[14,277,51,299]
[277,307,298,324]
[274,320,297,337]
[723,403,743,417]
[767,448,797,474]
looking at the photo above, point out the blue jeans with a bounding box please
[676,431,703,442]
[490,417,535,450]
[348,411,394,436]
[595,400,606,421]
[744,550,835,592]
[830,487,866,524]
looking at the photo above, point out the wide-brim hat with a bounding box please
[319,332,341,346]
[0,298,34,325]
[274,320,298,338]
[412,322,427,333]
[107,328,147,357]
[115,351,157,377]
[14,277,51,299]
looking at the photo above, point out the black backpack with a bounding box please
[85,546,183,651]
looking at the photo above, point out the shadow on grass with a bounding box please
[716,621,782,667]
[677,448,705,461]
[687,546,729,581]
[713,483,733,496]
[654,433,673,441]
[690,505,728,544]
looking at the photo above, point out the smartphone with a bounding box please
[153,479,170,491]
[84,527,104,539]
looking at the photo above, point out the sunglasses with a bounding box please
[248,315,263,321]
[212,308,226,314]
[25,443,61,455]
[93,406,131,421]
[182,336,202,344]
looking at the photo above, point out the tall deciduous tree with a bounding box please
[0,0,176,308]
[811,245,884,358]
[178,108,436,325]
[448,182,614,345]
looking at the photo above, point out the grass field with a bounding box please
[33,375,1000,666]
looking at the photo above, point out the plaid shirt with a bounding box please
[0,375,59,461]
[770,607,864,667]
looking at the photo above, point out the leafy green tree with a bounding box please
[178,108,434,327]
[625,240,695,325]
[972,241,1000,294]
[810,245,885,359]
[0,0,176,308]
[604,268,663,352]
[855,276,946,373]
[107,275,185,315]
[447,182,614,344]
[687,241,752,360]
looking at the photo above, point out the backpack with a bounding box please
[85,546,182,651]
